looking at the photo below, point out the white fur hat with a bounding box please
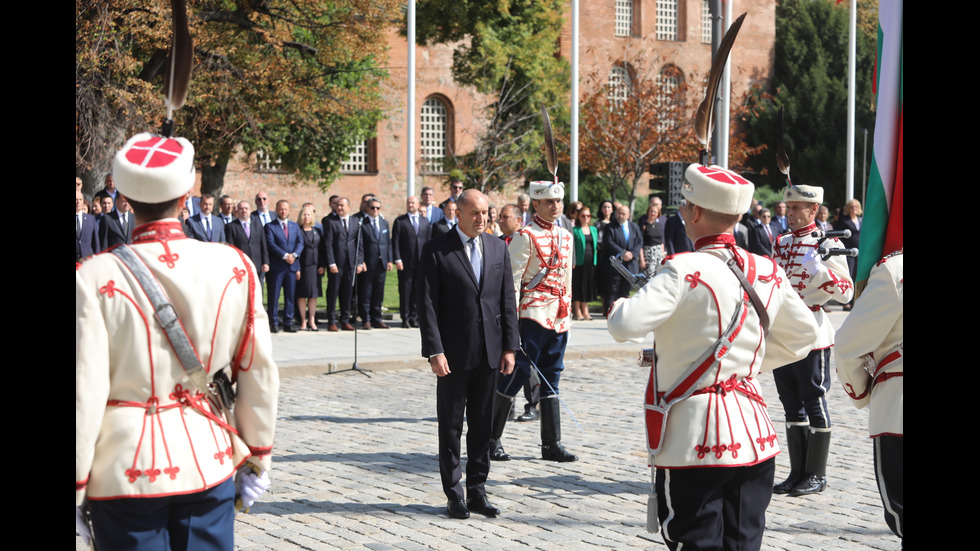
[682,164,755,215]
[529,180,565,201]
[782,184,824,204]
[113,133,195,203]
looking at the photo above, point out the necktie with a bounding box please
[343,218,348,234]
[76,214,82,237]
[468,237,481,285]
[412,215,418,234]
[282,221,288,240]
[622,223,629,241]
[244,221,250,238]
[373,218,379,236]
[205,216,211,240]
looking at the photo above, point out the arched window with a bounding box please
[655,65,684,131]
[421,96,452,174]
[607,63,633,105]
[341,138,377,174]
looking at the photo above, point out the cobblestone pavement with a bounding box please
[234,356,897,550]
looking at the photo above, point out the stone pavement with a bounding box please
[78,310,902,550]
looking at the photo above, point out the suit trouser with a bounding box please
[874,435,904,540]
[436,353,496,502]
[773,347,832,428]
[357,267,386,323]
[89,478,235,551]
[397,266,419,323]
[497,320,566,399]
[327,268,355,324]
[656,459,775,551]
[267,267,296,327]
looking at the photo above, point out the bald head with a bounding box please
[456,189,488,238]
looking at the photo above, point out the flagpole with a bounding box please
[846,0,856,201]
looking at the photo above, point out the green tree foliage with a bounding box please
[414,0,570,191]
[743,0,877,209]
[76,0,399,196]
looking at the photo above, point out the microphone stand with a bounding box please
[329,214,372,378]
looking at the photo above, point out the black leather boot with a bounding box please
[790,429,830,496]
[490,395,513,461]
[540,398,577,462]
[773,424,809,494]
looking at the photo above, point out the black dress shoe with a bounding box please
[270,325,281,334]
[409,319,419,328]
[466,495,500,518]
[447,499,470,519]
[542,442,578,462]
[516,406,539,422]
[788,475,827,496]
[490,439,511,461]
[284,325,298,333]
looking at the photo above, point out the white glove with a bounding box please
[76,506,92,547]
[235,468,271,512]
[801,247,821,275]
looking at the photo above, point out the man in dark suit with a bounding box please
[99,193,135,249]
[226,201,270,279]
[663,200,694,255]
[420,186,444,225]
[358,198,393,329]
[321,197,362,331]
[418,189,519,520]
[185,194,226,243]
[748,208,779,257]
[430,201,458,239]
[265,200,304,333]
[602,204,643,308]
[392,195,431,328]
[76,189,100,261]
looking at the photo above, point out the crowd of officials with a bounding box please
[77,176,864,328]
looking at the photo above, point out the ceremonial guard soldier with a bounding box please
[76,5,278,548]
[491,180,577,463]
[607,163,818,549]
[835,250,903,544]
[771,184,854,496]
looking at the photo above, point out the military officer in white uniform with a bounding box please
[770,185,854,496]
[491,180,577,463]
[835,250,903,543]
[607,164,818,549]
[76,133,279,550]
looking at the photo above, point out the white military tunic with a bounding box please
[608,234,818,468]
[76,220,279,506]
[834,251,903,437]
[772,223,854,348]
[508,215,573,332]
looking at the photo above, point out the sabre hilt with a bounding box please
[609,252,648,291]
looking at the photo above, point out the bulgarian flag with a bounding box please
[858,1,903,281]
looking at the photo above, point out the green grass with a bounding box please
[262,270,402,314]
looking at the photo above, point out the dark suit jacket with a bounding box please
[748,222,779,257]
[430,219,455,240]
[418,231,520,371]
[603,220,643,273]
[265,219,304,273]
[360,216,393,270]
[392,213,432,268]
[225,218,270,270]
[251,210,274,227]
[321,215,362,272]
[663,214,693,255]
[99,210,134,250]
[185,213,226,243]
[76,213,100,260]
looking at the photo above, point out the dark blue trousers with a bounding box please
[497,320,567,399]
[89,478,235,551]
